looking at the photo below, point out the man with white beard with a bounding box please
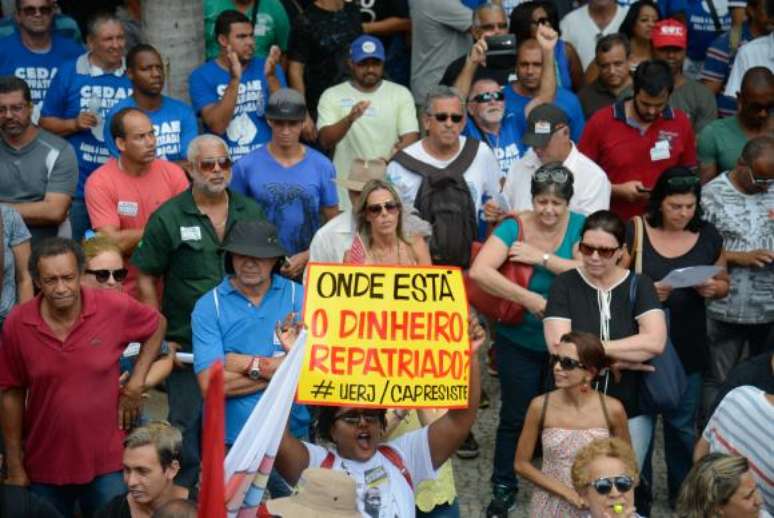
[463,78,525,180]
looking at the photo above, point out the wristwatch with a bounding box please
[541,253,550,267]
[247,357,261,380]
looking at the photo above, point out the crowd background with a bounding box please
[0,0,772,517]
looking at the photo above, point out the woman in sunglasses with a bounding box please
[676,453,764,518]
[544,210,667,471]
[275,314,485,518]
[515,331,630,516]
[82,233,174,392]
[621,167,728,506]
[470,163,585,513]
[344,179,431,266]
[571,437,642,517]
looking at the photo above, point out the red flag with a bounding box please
[198,361,226,518]
[347,234,367,264]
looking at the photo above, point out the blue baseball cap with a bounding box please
[350,35,385,63]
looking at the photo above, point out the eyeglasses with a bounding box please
[21,5,54,16]
[198,156,232,172]
[85,268,128,284]
[534,167,570,185]
[430,112,464,123]
[366,201,400,215]
[579,242,619,258]
[0,103,29,116]
[530,17,551,26]
[335,411,381,426]
[746,167,774,187]
[591,475,635,495]
[479,22,508,31]
[470,91,504,103]
[666,175,700,188]
[550,354,585,370]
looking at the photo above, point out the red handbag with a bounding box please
[464,215,534,325]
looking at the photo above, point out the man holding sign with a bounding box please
[274,280,485,518]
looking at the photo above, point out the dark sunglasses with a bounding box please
[21,5,54,16]
[85,268,128,284]
[335,411,381,426]
[471,91,504,103]
[366,202,400,215]
[530,17,551,26]
[534,167,570,185]
[579,242,619,258]
[746,167,774,186]
[666,175,700,188]
[431,112,464,123]
[591,475,634,495]
[198,156,232,172]
[479,22,508,31]
[550,354,585,371]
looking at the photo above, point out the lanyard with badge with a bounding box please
[650,138,670,162]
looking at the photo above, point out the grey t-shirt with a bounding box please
[669,79,717,135]
[0,128,77,245]
[0,205,31,326]
[409,0,472,104]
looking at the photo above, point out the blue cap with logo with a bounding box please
[350,35,385,63]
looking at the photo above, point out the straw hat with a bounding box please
[265,468,361,518]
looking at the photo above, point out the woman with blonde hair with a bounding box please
[676,453,765,518]
[571,437,642,517]
[344,179,430,266]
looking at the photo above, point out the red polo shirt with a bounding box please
[0,288,160,484]
[579,101,697,220]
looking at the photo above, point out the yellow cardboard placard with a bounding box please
[299,263,470,408]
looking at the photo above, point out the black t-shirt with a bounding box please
[439,54,514,88]
[287,2,363,119]
[708,352,774,418]
[0,485,63,517]
[625,221,723,375]
[95,488,199,518]
[545,269,662,417]
[357,0,408,23]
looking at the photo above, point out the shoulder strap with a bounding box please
[321,451,336,469]
[377,445,414,490]
[704,0,723,33]
[628,272,639,315]
[729,24,742,52]
[392,138,479,179]
[598,391,613,431]
[633,216,644,274]
[538,392,550,431]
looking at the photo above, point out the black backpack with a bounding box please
[391,139,479,268]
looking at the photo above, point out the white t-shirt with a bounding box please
[503,144,611,215]
[386,137,501,215]
[308,210,356,264]
[304,427,437,518]
[723,33,774,98]
[560,5,629,69]
[317,80,418,210]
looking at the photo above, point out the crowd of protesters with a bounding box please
[0,0,771,517]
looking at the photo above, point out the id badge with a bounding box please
[364,465,388,488]
[650,139,670,161]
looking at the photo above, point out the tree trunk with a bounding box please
[141,0,204,104]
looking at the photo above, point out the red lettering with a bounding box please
[362,348,386,377]
[419,349,437,377]
[330,346,346,375]
[434,311,451,342]
[339,310,358,338]
[390,310,409,341]
[409,311,425,341]
[366,311,387,340]
[310,309,328,337]
[397,348,414,379]
[450,312,464,341]
[308,344,330,373]
[347,346,366,375]
[380,348,397,376]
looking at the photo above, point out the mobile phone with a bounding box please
[485,34,516,69]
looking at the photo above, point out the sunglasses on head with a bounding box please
[471,91,505,103]
[579,242,619,258]
[85,268,128,284]
[198,156,232,172]
[430,112,464,123]
[591,475,634,495]
[534,167,570,185]
[21,5,54,16]
[335,411,381,426]
[666,175,700,188]
[550,354,585,370]
[366,201,400,215]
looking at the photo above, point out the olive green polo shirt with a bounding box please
[131,188,264,349]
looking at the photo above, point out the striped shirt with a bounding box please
[703,386,774,513]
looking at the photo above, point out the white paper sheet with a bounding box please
[660,265,722,289]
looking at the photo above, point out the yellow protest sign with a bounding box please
[299,264,470,408]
